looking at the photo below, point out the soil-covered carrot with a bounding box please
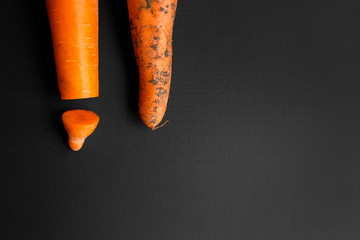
[46,0,99,100]
[62,109,99,151]
[127,0,178,129]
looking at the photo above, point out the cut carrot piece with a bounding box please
[46,0,99,99]
[62,109,100,151]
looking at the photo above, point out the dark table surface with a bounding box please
[1,0,360,239]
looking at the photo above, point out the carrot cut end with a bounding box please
[62,109,100,151]
[61,94,99,100]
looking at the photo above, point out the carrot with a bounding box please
[62,109,100,151]
[46,0,99,100]
[127,0,178,129]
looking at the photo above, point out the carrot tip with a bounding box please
[62,109,100,151]
[68,136,85,151]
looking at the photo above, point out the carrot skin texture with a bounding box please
[62,109,100,151]
[127,0,177,129]
[46,0,99,100]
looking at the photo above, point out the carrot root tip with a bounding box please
[68,135,85,151]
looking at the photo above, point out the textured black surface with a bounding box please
[1,0,360,239]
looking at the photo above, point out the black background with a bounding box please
[1,0,360,239]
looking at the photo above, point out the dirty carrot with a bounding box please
[46,0,99,100]
[62,109,99,151]
[127,0,178,129]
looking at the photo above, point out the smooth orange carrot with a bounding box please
[127,0,178,129]
[62,109,99,151]
[46,0,99,100]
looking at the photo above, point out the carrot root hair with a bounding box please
[151,120,169,130]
